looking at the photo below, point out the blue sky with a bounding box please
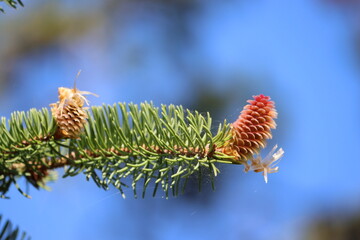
[1,0,360,239]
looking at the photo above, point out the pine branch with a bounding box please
[0,95,284,199]
[0,215,30,240]
[0,0,24,13]
[0,102,234,198]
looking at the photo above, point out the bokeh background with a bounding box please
[1,0,360,239]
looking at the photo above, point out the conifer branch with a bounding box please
[0,0,24,13]
[0,215,29,240]
[0,95,284,199]
[0,103,234,198]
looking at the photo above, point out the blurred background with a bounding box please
[1,0,360,239]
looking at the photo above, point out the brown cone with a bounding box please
[51,101,88,139]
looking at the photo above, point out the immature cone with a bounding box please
[51,101,88,139]
[50,87,95,139]
[221,94,277,163]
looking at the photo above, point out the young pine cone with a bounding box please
[50,86,97,139]
[51,101,88,139]
[221,94,277,163]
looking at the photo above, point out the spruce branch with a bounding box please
[0,0,24,13]
[0,215,29,240]
[0,93,284,199]
[0,102,233,198]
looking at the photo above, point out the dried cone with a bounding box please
[50,86,97,139]
[51,100,88,139]
[50,88,88,139]
[221,94,277,163]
